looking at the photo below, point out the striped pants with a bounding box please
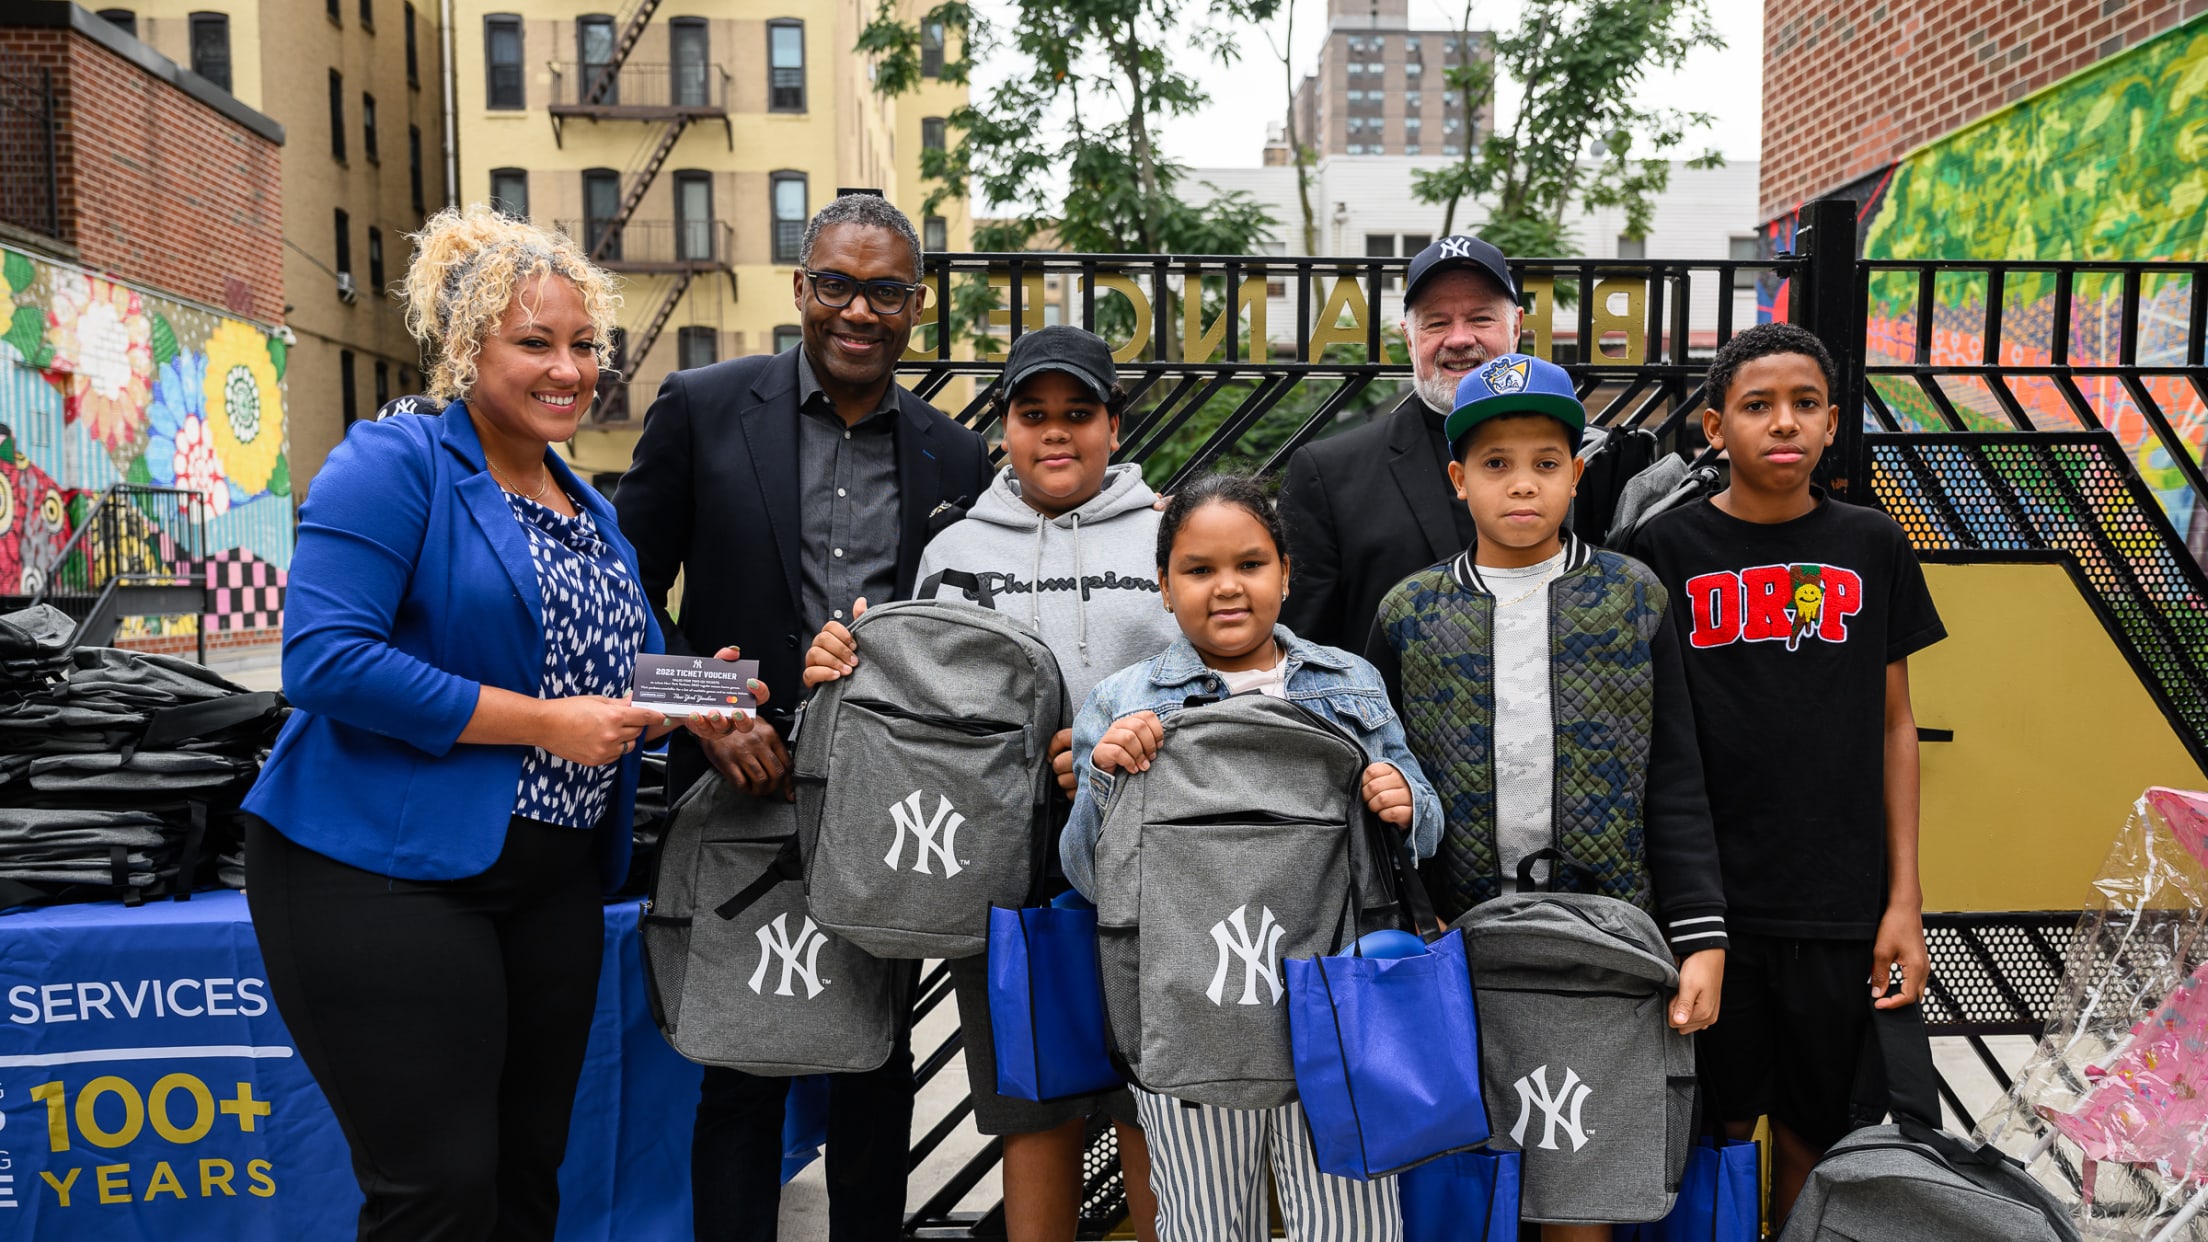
[1132,1087,1403,1241]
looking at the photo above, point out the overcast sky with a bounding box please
[967,0,1765,180]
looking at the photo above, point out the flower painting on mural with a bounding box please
[0,246,295,610]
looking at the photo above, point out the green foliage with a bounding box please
[1134,331,1409,486]
[1412,0,1724,259]
[856,1,978,97]
[861,0,1282,258]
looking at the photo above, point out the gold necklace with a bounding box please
[488,459,552,502]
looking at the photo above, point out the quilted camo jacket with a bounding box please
[1367,534,1727,954]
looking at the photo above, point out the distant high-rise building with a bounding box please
[1284,0,1494,162]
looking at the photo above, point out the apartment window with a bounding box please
[1443,144,1461,156]
[327,0,340,23]
[362,93,379,161]
[1402,234,1431,255]
[1345,144,1364,155]
[773,325,802,354]
[674,171,713,262]
[922,116,946,152]
[485,15,523,109]
[404,3,419,85]
[1365,234,1396,258]
[489,168,528,218]
[671,18,709,107]
[374,360,390,409]
[334,209,352,278]
[328,70,346,160]
[578,15,618,104]
[1345,89,1362,102]
[1404,90,1420,108]
[1405,116,1421,130]
[341,351,358,425]
[1617,235,1647,260]
[359,0,373,28]
[1405,145,1421,155]
[1444,116,1460,133]
[1405,61,1422,76]
[921,19,945,77]
[1346,116,1363,133]
[409,126,425,214]
[1446,91,1463,109]
[188,13,230,92]
[98,9,135,36]
[1345,35,1363,52]
[368,227,385,291]
[1346,62,1362,76]
[1369,36,1388,53]
[677,326,717,371]
[1405,35,1421,51]
[583,169,621,259]
[923,214,947,253]
[768,21,805,111]
[1729,235,1761,262]
[770,172,806,263]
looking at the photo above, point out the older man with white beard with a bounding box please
[1277,234,1527,649]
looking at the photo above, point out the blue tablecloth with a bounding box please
[0,892,714,1239]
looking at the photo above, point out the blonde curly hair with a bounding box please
[404,206,622,401]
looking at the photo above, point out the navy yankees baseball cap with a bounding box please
[1001,325,1118,405]
[1404,234,1517,309]
[1445,353,1586,455]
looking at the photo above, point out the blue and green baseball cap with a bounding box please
[1445,353,1587,456]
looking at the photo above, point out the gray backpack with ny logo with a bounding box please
[642,774,905,1075]
[1455,850,1695,1224]
[1092,694,1394,1110]
[793,571,1067,960]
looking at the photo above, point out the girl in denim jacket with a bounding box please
[1061,473,1440,1242]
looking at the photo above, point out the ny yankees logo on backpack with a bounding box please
[884,791,966,877]
[1093,695,1395,1111]
[1510,1065,1594,1152]
[642,776,905,1076]
[748,913,830,999]
[793,576,1066,961]
[1206,904,1287,1006]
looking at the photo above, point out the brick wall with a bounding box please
[1760,0,2202,222]
[0,22,283,322]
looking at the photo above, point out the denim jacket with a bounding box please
[1060,624,1444,899]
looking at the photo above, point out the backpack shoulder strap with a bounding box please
[712,835,804,922]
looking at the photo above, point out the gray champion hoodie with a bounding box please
[915,463,1181,708]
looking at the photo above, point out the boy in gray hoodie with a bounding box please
[803,324,1174,1242]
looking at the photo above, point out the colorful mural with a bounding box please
[1764,18,2208,551]
[0,246,293,630]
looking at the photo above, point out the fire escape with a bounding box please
[548,0,735,423]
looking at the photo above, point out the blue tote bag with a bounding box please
[1614,1138,1760,1242]
[986,900,1121,1101]
[1286,825,1488,1180]
[1401,1147,1520,1242]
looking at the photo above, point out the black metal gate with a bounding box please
[882,199,2208,1237]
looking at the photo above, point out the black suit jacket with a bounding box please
[615,348,992,793]
[1277,395,1472,651]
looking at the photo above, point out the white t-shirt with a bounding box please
[1215,647,1290,698]
[1486,549,1566,890]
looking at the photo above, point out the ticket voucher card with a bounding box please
[631,654,759,717]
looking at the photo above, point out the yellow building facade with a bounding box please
[447,0,972,478]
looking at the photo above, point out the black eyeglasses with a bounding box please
[804,269,923,316]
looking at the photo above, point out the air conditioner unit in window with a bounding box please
[337,271,358,304]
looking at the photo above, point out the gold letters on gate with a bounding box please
[901,267,1648,366]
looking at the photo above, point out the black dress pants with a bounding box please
[691,983,917,1242]
[245,816,605,1242]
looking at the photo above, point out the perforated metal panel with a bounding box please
[1869,432,2208,772]
[1920,913,2075,1035]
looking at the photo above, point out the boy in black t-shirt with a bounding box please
[1630,322,1946,1224]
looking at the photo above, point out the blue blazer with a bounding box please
[245,400,664,889]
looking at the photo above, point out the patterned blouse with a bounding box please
[505,489,648,829]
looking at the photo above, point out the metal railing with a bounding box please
[24,484,210,660]
[547,61,729,114]
[0,63,58,240]
[555,217,730,271]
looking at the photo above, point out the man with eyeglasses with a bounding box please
[617,192,990,1242]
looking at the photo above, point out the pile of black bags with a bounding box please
[0,605,286,907]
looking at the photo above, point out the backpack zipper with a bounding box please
[845,698,1024,737]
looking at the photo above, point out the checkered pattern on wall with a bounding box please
[202,549,286,632]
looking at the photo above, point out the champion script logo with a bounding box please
[748,913,830,999]
[885,791,966,877]
[1510,1065,1593,1152]
[1206,904,1286,1006]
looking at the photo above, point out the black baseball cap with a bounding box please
[1403,235,1517,310]
[1001,325,1118,404]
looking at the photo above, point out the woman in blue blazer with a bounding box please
[243,207,764,1241]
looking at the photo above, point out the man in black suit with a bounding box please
[1277,235,1526,649]
[616,193,991,1242]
